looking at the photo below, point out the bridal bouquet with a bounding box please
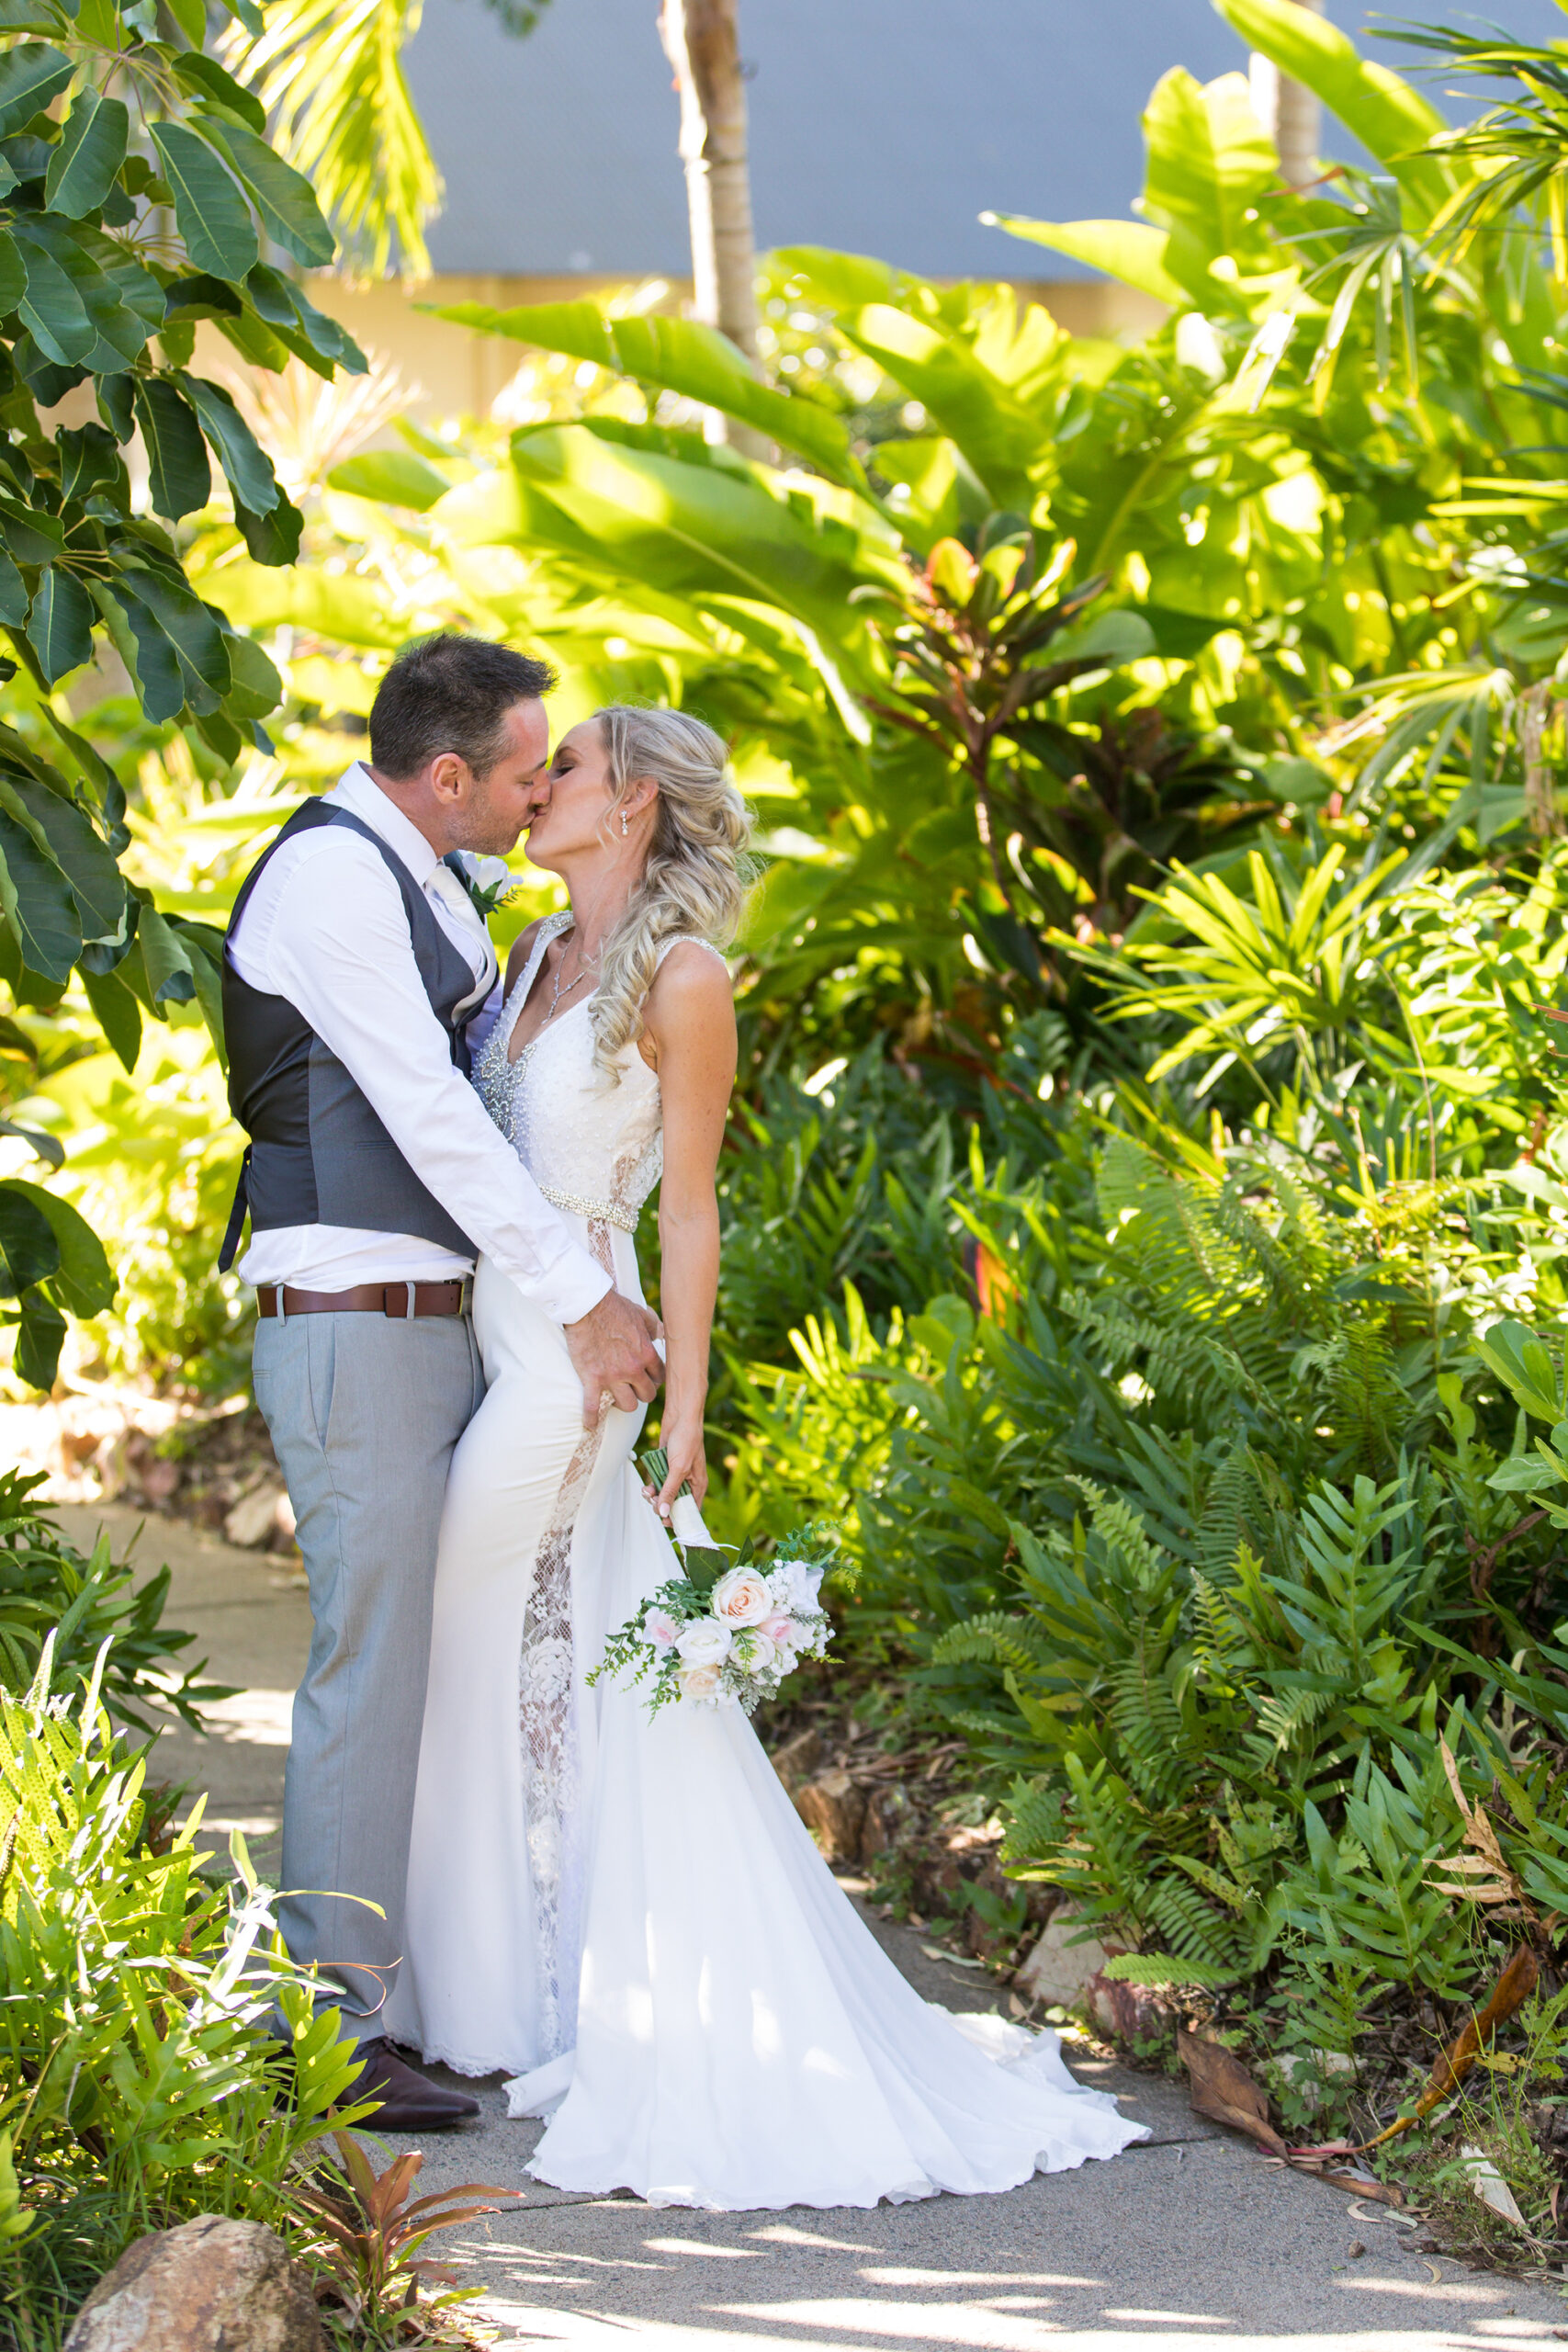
[588,1451,835,1716]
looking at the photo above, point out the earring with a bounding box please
[620,809,629,837]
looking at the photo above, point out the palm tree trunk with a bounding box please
[1249,0,1325,190]
[658,0,768,454]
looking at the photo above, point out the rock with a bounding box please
[225,1482,290,1549]
[770,1726,823,1797]
[1015,1905,1113,2007]
[65,2214,326,2351]
[1274,2047,1356,2111]
[795,1769,867,1861]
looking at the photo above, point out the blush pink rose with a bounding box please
[643,1607,681,1649]
[710,1566,773,1629]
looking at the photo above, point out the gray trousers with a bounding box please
[254,1310,486,2043]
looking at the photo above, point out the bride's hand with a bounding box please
[649,1412,708,1519]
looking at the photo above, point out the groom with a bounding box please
[220,632,663,2128]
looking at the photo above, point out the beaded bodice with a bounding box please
[474,912,721,1233]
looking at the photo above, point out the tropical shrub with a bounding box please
[0,1645,367,2346]
[0,1464,226,1728]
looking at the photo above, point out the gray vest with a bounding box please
[219,800,480,1271]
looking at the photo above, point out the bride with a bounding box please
[384,704,1146,2210]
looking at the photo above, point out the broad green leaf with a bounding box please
[9,228,91,365]
[44,89,128,219]
[163,270,243,322]
[118,565,231,706]
[220,627,283,719]
[0,44,72,139]
[0,227,25,315]
[1488,1455,1562,1494]
[1213,0,1450,220]
[838,306,1041,510]
[0,805,79,979]
[1473,1317,1568,1424]
[132,900,197,1006]
[433,301,863,486]
[1048,608,1158,666]
[0,1180,57,1293]
[327,449,448,510]
[0,1114,56,1167]
[150,122,258,282]
[235,492,304,566]
[0,494,62,566]
[171,51,266,132]
[177,372,278,513]
[247,263,367,373]
[987,214,1186,307]
[461,425,897,651]
[1142,69,1278,293]
[2,771,122,936]
[100,582,186,723]
[172,917,226,1065]
[202,118,334,268]
[80,962,141,1073]
[72,254,161,372]
[96,370,133,442]
[55,420,120,503]
[24,569,93,684]
[772,246,899,306]
[214,561,405,650]
[14,1285,64,1388]
[0,552,26,627]
[6,1177,111,1314]
[133,377,211,520]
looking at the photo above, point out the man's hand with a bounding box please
[563,1289,664,1428]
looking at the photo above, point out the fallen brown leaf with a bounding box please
[1178,2028,1288,2154]
[1318,2168,1405,2205]
[1359,1945,1540,2153]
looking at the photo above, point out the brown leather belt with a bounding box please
[255,1280,470,1320]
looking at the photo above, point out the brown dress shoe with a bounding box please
[346,2037,479,2130]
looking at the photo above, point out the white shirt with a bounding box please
[228,763,611,1325]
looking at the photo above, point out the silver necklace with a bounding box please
[544,931,598,1022]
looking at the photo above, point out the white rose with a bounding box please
[732,1628,778,1678]
[676,1616,731,1667]
[711,1566,773,1629]
[773,1557,825,1613]
[679,1662,723,1702]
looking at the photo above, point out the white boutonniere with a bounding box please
[446,852,517,919]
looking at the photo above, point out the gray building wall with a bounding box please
[403,0,1568,281]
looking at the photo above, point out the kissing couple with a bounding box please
[221,629,1146,2210]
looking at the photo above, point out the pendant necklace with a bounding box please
[545,932,596,1022]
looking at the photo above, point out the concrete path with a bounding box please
[62,1500,1568,2350]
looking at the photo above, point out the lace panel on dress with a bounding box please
[515,1214,615,2061]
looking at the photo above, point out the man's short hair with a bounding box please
[369,634,558,780]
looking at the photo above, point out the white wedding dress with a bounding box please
[385,913,1147,2209]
